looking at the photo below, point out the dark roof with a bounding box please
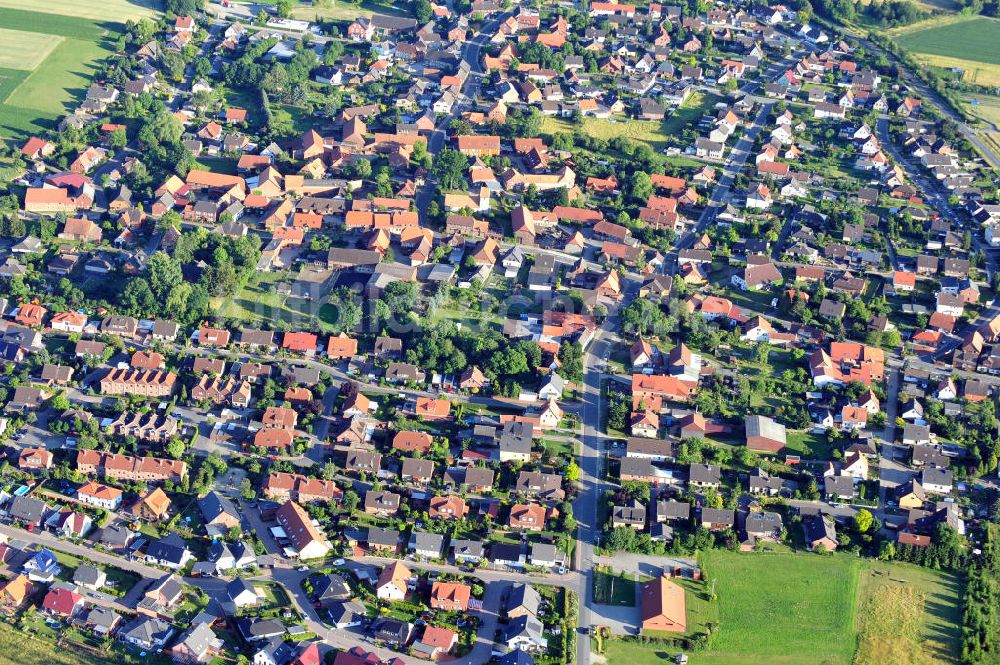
[146,532,189,564]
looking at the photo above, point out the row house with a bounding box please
[77,450,187,483]
[99,368,177,397]
[106,412,179,443]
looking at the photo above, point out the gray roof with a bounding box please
[654,500,690,521]
[499,421,532,454]
[824,475,855,498]
[700,507,735,526]
[72,564,104,587]
[367,527,401,547]
[121,616,173,645]
[451,538,484,557]
[921,467,953,489]
[689,463,721,485]
[504,614,545,645]
[745,414,787,444]
[745,510,783,535]
[198,491,239,525]
[8,495,47,523]
[175,622,221,656]
[802,514,836,544]
[506,583,540,615]
[327,599,367,625]
[408,530,445,554]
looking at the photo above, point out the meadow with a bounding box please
[0,3,157,138]
[963,93,1000,129]
[855,561,962,664]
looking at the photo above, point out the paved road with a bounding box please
[572,280,637,665]
[881,364,901,446]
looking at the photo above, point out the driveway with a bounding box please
[589,597,640,636]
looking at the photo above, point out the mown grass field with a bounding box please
[692,552,861,665]
[603,553,964,665]
[892,15,1000,86]
[0,5,154,138]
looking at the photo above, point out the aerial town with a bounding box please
[0,0,998,663]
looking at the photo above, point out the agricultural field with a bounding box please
[0,4,156,138]
[0,29,62,71]
[892,15,1000,86]
[0,0,157,21]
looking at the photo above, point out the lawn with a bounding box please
[593,567,637,606]
[692,551,860,665]
[785,430,833,460]
[893,16,1000,86]
[662,91,725,135]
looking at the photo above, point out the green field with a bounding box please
[602,552,964,665]
[693,551,860,665]
[893,16,1000,86]
[963,93,1000,129]
[0,6,152,138]
[895,16,1000,65]
[539,92,721,150]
